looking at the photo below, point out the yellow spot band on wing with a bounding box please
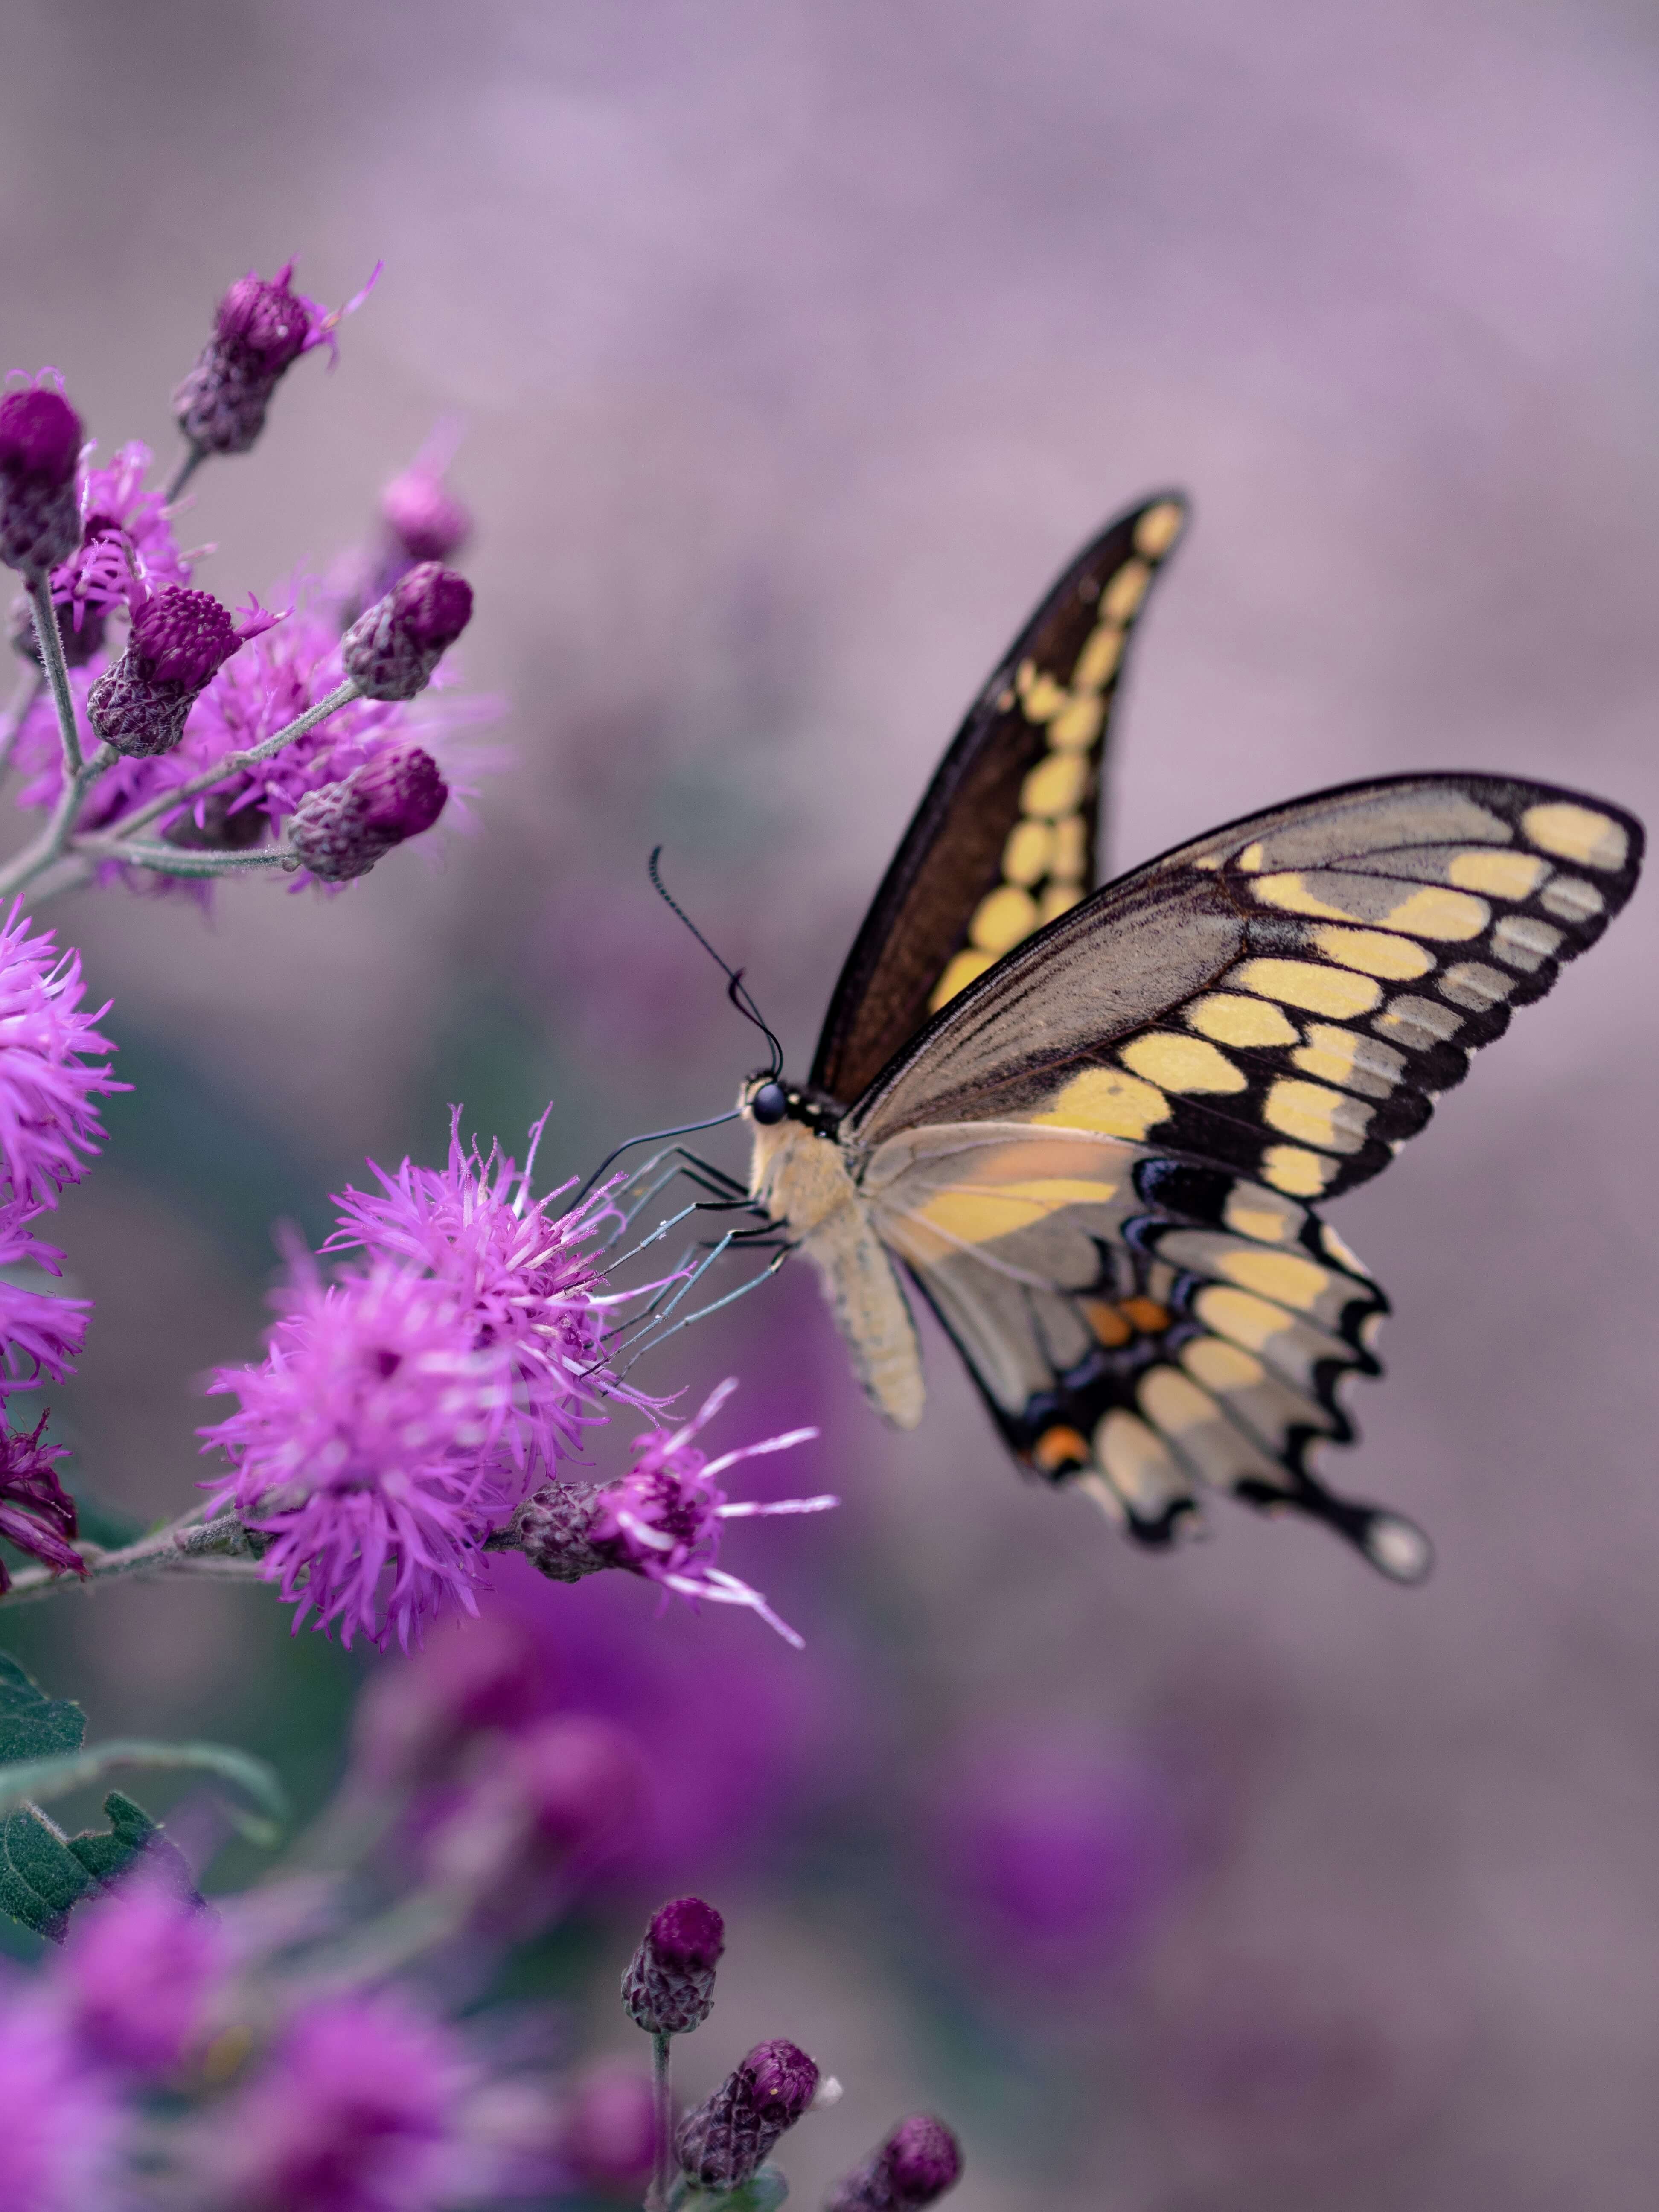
[1072,624,1125,693]
[1180,1336,1267,1391]
[1100,559,1153,623]
[1132,501,1185,559]
[1310,926,1435,978]
[1290,1022,1404,1097]
[1217,1246,1332,1311]
[1185,992,1298,1049]
[1139,1364,1219,1438]
[1522,802,1628,871]
[929,948,996,1010]
[1048,695,1104,750]
[1094,1409,1185,1512]
[1014,661,1069,722]
[1001,819,1054,885]
[1039,884,1084,923]
[1253,874,1488,940]
[1261,1144,1336,1195]
[1228,959,1382,1019]
[1034,1066,1170,1140]
[917,1176,1121,1246]
[1447,849,1548,897]
[1119,1031,1247,1094]
[969,883,1039,953]
[1264,1078,1373,1153]
[1020,751,1090,818]
[1223,1186,1302,1243]
[1193,1283,1298,1352]
[1050,814,1087,881]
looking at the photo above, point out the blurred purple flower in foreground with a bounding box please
[381,434,472,570]
[0,1206,90,1395]
[0,1994,126,2209]
[0,1408,81,1588]
[61,1876,225,2078]
[559,2058,655,2200]
[174,259,376,461]
[198,1988,464,2212]
[0,902,117,1207]
[827,2115,964,2212]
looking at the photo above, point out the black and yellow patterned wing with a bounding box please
[846,774,1642,1572]
[809,493,1187,1109]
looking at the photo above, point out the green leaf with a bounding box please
[675,2169,790,2212]
[0,1737,288,1847]
[0,1802,94,1938]
[0,1649,85,1764]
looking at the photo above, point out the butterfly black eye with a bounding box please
[751,1081,789,1126]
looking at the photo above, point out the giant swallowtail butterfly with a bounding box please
[737,494,1643,1578]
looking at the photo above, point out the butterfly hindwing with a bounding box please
[847,774,1642,1206]
[866,1120,1420,1574]
[809,492,1187,1108]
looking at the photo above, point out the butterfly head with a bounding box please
[738,1073,839,1136]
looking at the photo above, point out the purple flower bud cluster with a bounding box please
[88,586,275,757]
[0,381,83,586]
[676,2038,821,2192]
[622,1895,726,2034]
[288,740,448,881]
[342,562,474,701]
[509,1377,832,1644]
[826,2117,964,2211]
[9,439,197,672]
[173,261,336,459]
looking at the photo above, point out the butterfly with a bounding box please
[736,493,1644,1578]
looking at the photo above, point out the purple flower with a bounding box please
[621,1895,725,2035]
[675,2039,819,2192]
[342,564,473,703]
[200,1257,520,1650]
[200,1989,465,2212]
[289,743,448,883]
[174,259,377,459]
[0,1409,81,1589]
[423,1714,646,1932]
[381,439,472,569]
[88,585,277,758]
[559,2059,655,2197]
[0,1994,127,2210]
[0,1205,90,1394]
[0,380,83,586]
[826,2116,964,2212]
[351,1614,547,1789]
[0,905,116,1208]
[327,1116,643,1487]
[14,440,196,670]
[61,1875,225,2077]
[513,1378,832,1646]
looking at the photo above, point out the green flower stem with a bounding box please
[101,677,361,844]
[0,1507,265,1607]
[650,2030,675,2212]
[68,836,301,879]
[28,580,81,775]
[163,442,206,505]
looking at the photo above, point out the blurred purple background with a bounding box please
[3,3,1658,2205]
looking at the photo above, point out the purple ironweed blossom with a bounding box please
[12,440,196,670]
[675,2039,819,2192]
[622,1895,725,2035]
[328,1115,646,1488]
[200,1256,521,1650]
[0,1994,127,2210]
[0,903,117,1207]
[342,563,473,702]
[351,1614,546,1789]
[559,2059,655,2197]
[0,380,83,585]
[199,1988,466,2212]
[289,742,448,882]
[61,1875,225,2077]
[826,2117,964,2212]
[0,1205,91,1396]
[513,1379,832,1646]
[174,259,377,459]
[0,1409,81,1589]
[88,585,278,758]
[424,1714,646,1931]
[381,437,472,569]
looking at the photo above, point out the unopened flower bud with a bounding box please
[622,1896,725,2036]
[509,1480,608,1583]
[0,386,83,585]
[175,262,320,457]
[352,1617,543,1788]
[88,586,263,757]
[826,2116,964,2212]
[676,2040,819,2192]
[382,458,472,567]
[342,562,472,701]
[288,742,449,882]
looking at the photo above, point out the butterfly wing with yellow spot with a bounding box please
[809,492,1187,1109]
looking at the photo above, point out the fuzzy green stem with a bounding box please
[69,836,300,879]
[0,1507,265,1607]
[164,443,206,506]
[101,678,360,845]
[28,581,81,775]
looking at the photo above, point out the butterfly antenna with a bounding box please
[648,846,784,1078]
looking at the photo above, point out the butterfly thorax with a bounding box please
[739,1074,924,1429]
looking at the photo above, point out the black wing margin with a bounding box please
[809,492,1188,1108]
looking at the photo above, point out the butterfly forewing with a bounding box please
[809,492,1188,1108]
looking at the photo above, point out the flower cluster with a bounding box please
[201,1118,654,1648]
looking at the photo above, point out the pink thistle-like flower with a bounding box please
[328,1115,649,1486]
[0,902,118,1207]
[198,1988,466,2212]
[0,1407,81,1589]
[60,1875,226,2078]
[21,440,197,669]
[381,434,472,569]
[515,1379,832,1647]
[0,1203,90,1394]
[174,257,380,460]
[200,1258,521,1650]
[0,1994,128,2210]
[88,584,280,758]
[289,742,449,883]
[0,375,83,586]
